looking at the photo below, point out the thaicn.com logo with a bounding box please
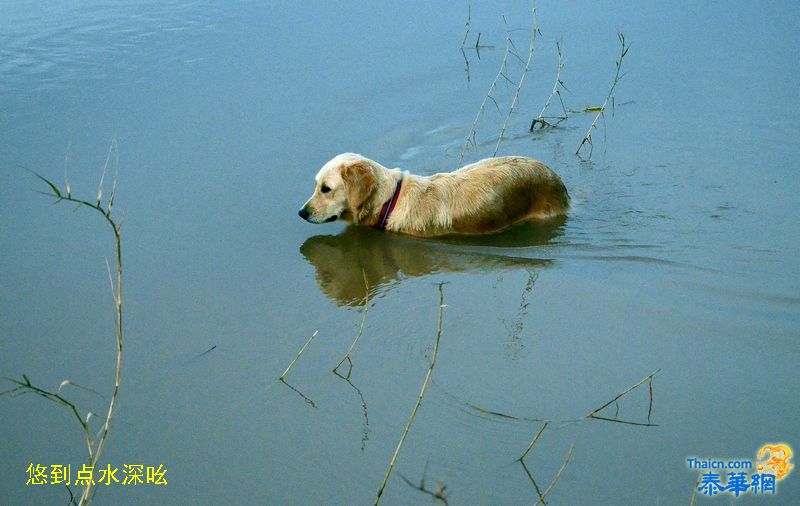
[687,444,793,497]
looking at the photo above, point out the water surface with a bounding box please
[1,1,799,504]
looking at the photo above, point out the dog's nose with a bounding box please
[298,207,310,221]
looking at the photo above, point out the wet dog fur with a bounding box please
[299,153,569,237]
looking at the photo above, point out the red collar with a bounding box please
[375,176,403,230]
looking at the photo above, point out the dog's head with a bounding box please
[299,153,377,224]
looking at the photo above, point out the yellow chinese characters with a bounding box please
[25,464,48,485]
[122,464,144,485]
[25,463,168,486]
[49,464,71,485]
[73,464,95,486]
[146,464,168,485]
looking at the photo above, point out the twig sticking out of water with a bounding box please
[277,331,319,407]
[519,421,549,462]
[333,269,370,379]
[437,365,659,427]
[374,283,447,505]
[459,26,514,163]
[533,443,575,506]
[690,472,702,506]
[466,399,545,422]
[5,143,124,505]
[279,331,319,381]
[576,33,630,158]
[473,32,493,54]
[276,330,319,407]
[493,1,539,156]
[1,375,96,465]
[530,40,568,130]
[585,368,660,426]
[517,419,550,504]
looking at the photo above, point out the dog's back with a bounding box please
[394,157,568,236]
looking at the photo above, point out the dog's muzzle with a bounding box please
[298,206,337,223]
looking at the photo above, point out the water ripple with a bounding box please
[0,0,223,93]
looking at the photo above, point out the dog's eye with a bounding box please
[320,184,331,194]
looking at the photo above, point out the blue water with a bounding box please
[1,1,799,504]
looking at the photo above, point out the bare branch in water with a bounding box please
[531,39,568,131]
[494,1,539,156]
[585,368,660,425]
[333,269,370,378]
[519,421,549,462]
[279,330,319,380]
[17,145,125,505]
[534,443,575,506]
[576,33,630,158]
[375,283,447,505]
[460,23,515,163]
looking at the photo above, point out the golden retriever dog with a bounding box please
[298,153,569,237]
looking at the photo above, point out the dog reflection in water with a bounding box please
[299,224,563,306]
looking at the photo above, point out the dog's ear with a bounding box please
[342,161,376,212]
